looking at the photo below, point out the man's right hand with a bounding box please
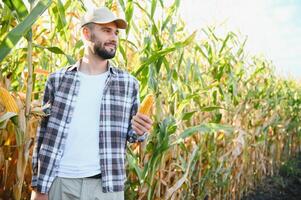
[30,190,48,200]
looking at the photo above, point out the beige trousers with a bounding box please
[48,177,124,200]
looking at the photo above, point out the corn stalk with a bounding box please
[0,0,301,199]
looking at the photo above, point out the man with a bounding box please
[31,7,152,200]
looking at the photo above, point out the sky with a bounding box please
[176,0,301,80]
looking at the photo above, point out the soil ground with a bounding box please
[242,154,301,200]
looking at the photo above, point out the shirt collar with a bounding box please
[67,59,117,76]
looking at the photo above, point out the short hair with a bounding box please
[82,23,95,31]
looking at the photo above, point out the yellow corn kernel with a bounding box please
[138,94,154,116]
[0,87,19,113]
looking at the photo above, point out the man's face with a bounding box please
[87,22,119,59]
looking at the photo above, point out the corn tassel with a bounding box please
[0,87,19,113]
[138,94,154,116]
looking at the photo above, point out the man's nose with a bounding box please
[111,33,118,41]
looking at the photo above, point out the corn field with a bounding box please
[0,0,301,199]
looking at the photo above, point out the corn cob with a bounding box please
[138,94,154,116]
[0,86,19,113]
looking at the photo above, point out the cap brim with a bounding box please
[113,19,127,29]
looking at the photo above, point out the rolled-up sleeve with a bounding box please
[126,79,147,143]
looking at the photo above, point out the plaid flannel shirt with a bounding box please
[31,60,146,194]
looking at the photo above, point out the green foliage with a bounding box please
[0,0,301,199]
[0,0,52,62]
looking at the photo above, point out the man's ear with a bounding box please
[82,27,91,41]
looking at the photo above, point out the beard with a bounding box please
[91,33,116,59]
[94,43,116,59]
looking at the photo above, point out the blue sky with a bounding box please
[176,0,301,79]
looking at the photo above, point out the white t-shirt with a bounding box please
[57,70,109,178]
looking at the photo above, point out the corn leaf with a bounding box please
[0,0,52,62]
[3,0,28,22]
[0,112,17,129]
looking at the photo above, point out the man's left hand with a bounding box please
[131,113,153,135]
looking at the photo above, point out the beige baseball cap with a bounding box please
[80,7,127,29]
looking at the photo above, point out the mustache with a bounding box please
[104,41,117,47]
